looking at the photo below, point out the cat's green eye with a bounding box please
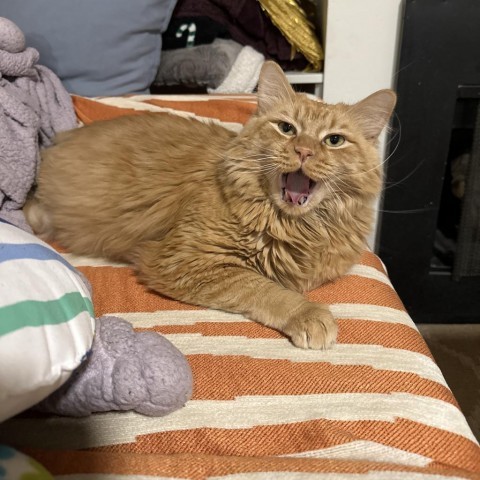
[278,121,296,136]
[324,134,346,147]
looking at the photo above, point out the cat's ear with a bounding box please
[256,61,296,114]
[349,89,397,141]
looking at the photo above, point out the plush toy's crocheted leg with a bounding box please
[34,316,193,417]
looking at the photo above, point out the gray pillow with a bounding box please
[0,0,177,96]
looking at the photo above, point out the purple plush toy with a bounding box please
[36,316,193,417]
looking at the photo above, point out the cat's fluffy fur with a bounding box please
[25,62,396,349]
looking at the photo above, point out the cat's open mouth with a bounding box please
[281,170,317,206]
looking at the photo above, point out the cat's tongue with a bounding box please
[285,171,311,205]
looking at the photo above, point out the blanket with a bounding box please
[169,0,309,70]
[0,17,76,215]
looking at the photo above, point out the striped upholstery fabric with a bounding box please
[0,220,95,422]
[6,95,479,479]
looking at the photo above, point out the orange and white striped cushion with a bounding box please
[11,95,480,479]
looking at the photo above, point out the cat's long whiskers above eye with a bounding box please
[226,156,281,178]
[342,114,401,180]
[382,155,426,191]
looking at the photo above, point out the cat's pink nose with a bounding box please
[295,146,313,163]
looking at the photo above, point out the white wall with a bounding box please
[321,0,404,250]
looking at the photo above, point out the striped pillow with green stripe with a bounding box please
[0,220,95,422]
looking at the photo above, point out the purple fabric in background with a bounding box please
[0,17,77,214]
[170,0,308,70]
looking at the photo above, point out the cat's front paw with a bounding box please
[284,303,337,350]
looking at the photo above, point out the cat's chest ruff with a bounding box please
[224,196,351,290]
[247,228,326,291]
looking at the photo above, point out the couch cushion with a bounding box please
[2,95,478,478]
[1,0,177,96]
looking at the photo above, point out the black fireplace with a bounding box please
[378,0,480,323]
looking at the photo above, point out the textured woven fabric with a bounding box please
[7,94,480,479]
[0,220,95,422]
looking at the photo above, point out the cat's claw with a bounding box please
[284,303,338,350]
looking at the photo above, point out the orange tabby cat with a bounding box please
[25,61,396,349]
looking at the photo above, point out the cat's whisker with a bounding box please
[326,180,346,208]
[227,152,279,161]
[361,112,402,178]
[381,113,402,166]
[327,172,363,201]
[382,155,427,191]
[228,163,281,181]
[373,115,426,192]
[334,110,401,182]
[324,182,363,230]
[340,164,381,179]
[377,207,429,214]
[329,172,352,190]
[229,157,280,171]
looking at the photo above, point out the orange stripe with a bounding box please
[72,96,257,126]
[91,419,480,474]
[72,96,146,124]
[79,265,404,316]
[339,320,431,355]
[49,241,67,253]
[78,266,202,316]
[358,250,388,274]
[144,98,257,124]
[27,450,479,479]
[307,275,406,310]
[182,355,453,403]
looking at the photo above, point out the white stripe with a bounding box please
[346,264,393,287]
[117,304,414,329]
[97,392,477,444]
[0,222,54,247]
[128,94,256,103]
[0,258,89,305]
[0,312,94,420]
[330,304,415,328]
[121,309,246,326]
[282,440,431,467]
[164,334,445,385]
[8,393,473,449]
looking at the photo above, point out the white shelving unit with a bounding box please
[286,0,404,249]
[285,72,324,97]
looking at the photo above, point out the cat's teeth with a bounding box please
[298,195,308,206]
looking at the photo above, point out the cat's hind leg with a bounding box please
[23,194,55,240]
